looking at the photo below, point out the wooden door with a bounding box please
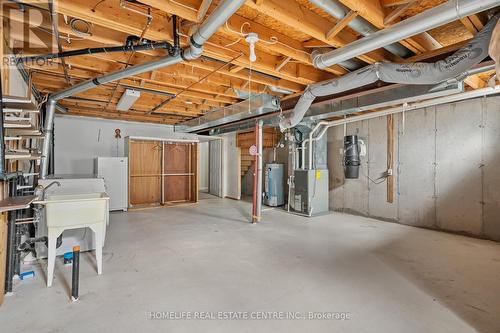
[128,140,162,206]
[163,142,198,203]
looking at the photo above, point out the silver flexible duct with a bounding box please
[309,0,410,58]
[280,15,499,131]
[313,0,500,69]
[39,0,246,178]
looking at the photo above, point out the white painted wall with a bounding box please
[54,115,198,174]
[222,132,240,199]
[198,141,209,191]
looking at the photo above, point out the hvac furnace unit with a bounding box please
[264,163,284,206]
[292,169,329,216]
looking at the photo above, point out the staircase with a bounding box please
[236,128,281,177]
[2,95,43,162]
[2,95,44,194]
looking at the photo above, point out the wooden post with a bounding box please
[387,115,394,203]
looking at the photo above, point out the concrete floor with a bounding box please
[1,198,499,333]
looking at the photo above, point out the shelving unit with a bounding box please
[125,136,198,209]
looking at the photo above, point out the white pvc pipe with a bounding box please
[309,85,500,143]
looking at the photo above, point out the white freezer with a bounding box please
[95,157,128,211]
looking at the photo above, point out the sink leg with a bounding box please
[90,226,103,275]
[46,230,59,287]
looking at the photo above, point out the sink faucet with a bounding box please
[36,181,61,200]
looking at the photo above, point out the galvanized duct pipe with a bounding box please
[280,14,499,130]
[309,0,410,58]
[39,0,246,178]
[313,0,500,69]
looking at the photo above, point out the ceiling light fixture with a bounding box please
[116,89,140,111]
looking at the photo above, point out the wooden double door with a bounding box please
[127,139,198,208]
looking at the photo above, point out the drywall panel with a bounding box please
[435,100,482,235]
[482,97,500,241]
[54,115,196,175]
[367,116,398,220]
[342,120,370,215]
[198,142,209,191]
[397,107,437,228]
[222,133,241,199]
[209,140,223,197]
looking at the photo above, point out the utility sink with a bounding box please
[34,192,109,287]
[34,192,109,228]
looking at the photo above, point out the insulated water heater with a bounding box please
[264,163,284,206]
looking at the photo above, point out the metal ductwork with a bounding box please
[280,14,499,130]
[39,0,246,178]
[309,0,410,58]
[175,94,280,133]
[313,0,500,69]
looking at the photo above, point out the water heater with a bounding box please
[264,163,284,206]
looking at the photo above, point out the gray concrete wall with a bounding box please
[327,96,500,241]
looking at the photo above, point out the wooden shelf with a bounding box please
[0,195,37,213]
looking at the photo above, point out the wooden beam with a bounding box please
[384,2,415,26]
[275,56,292,72]
[197,0,212,22]
[337,0,440,59]
[337,0,385,28]
[37,0,307,91]
[229,65,244,73]
[381,0,414,7]
[460,16,479,35]
[326,10,359,41]
[469,15,485,31]
[246,0,393,65]
[137,0,198,22]
[302,40,331,49]
[403,40,469,62]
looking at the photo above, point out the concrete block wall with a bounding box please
[327,96,500,241]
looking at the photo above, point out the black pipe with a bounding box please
[172,15,180,56]
[18,41,174,63]
[71,246,80,301]
[0,65,5,176]
[5,212,16,293]
[13,222,22,276]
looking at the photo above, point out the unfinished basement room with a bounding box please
[1,0,500,332]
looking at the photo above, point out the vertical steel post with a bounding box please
[253,120,263,223]
[252,122,258,222]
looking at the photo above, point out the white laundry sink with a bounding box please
[34,192,109,228]
[34,192,109,287]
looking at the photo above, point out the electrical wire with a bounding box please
[105,8,153,109]
[148,52,243,113]
[362,171,388,185]
[70,18,93,38]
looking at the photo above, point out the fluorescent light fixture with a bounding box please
[268,85,293,95]
[185,100,193,105]
[116,89,140,111]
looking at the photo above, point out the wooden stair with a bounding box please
[236,128,281,177]
[2,95,39,113]
[2,96,43,162]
